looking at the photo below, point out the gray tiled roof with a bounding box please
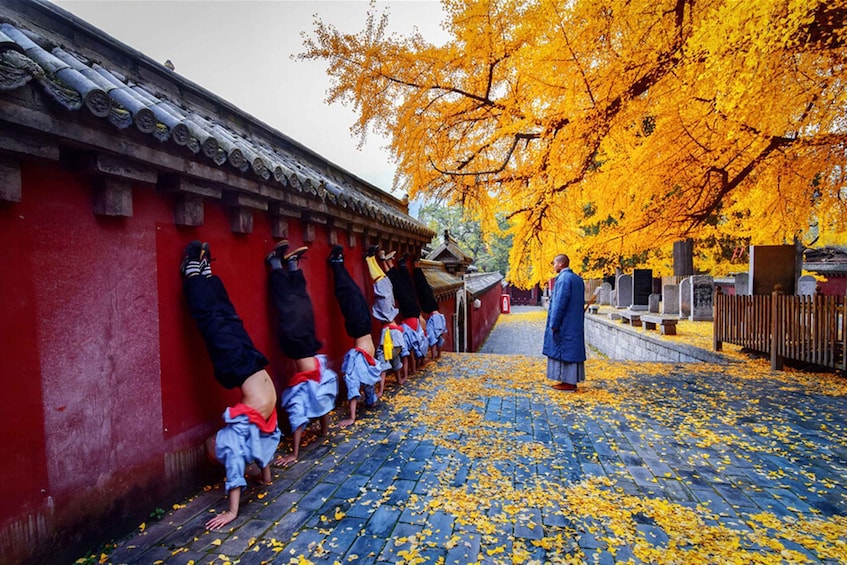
[426,235,473,264]
[418,259,464,300]
[465,271,504,297]
[0,1,432,237]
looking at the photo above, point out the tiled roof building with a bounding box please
[0,2,431,239]
[0,2,435,563]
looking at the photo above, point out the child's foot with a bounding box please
[265,240,289,268]
[284,246,308,265]
[365,244,379,258]
[180,240,205,277]
[328,245,344,263]
[200,242,213,276]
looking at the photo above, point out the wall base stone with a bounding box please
[585,316,729,364]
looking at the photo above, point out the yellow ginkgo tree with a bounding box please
[300,0,847,285]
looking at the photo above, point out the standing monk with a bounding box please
[543,254,586,392]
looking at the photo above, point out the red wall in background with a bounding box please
[467,285,503,352]
[819,276,847,297]
[0,161,424,564]
[439,295,457,353]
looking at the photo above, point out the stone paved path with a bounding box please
[96,309,847,564]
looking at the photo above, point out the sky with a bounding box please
[51,0,450,197]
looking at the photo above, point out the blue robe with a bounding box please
[280,354,338,432]
[341,348,382,404]
[215,407,281,493]
[542,268,586,363]
[426,312,447,347]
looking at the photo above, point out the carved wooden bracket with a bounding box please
[174,194,204,227]
[92,177,133,217]
[158,174,222,199]
[89,154,157,184]
[231,207,253,234]
[0,157,22,203]
[346,223,356,248]
[328,219,338,246]
[271,216,288,240]
[223,191,268,212]
[303,222,316,243]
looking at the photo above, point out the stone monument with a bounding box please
[680,277,691,318]
[632,269,652,311]
[749,244,797,295]
[616,274,633,309]
[734,272,750,296]
[797,275,817,296]
[662,284,680,315]
[673,239,695,277]
[598,282,612,305]
[690,275,714,321]
[648,293,660,313]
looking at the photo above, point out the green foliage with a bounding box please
[418,199,512,275]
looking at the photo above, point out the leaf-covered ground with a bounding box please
[372,352,847,564]
[85,309,847,564]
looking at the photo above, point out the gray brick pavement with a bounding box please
[93,308,846,564]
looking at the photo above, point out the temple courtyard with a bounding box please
[85,307,847,564]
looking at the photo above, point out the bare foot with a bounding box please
[273,453,297,466]
[339,418,355,428]
[205,510,236,530]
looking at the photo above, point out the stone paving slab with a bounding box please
[88,308,846,564]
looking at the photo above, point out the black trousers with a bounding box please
[269,269,322,360]
[413,267,439,313]
[183,275,269,389]
[387,265,421,319]
[330,262,372,339]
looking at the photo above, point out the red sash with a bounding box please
[288,368,321,388]
[355,347,377,366]
[228,404,278,433]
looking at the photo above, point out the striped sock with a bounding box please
[182,261,202,278]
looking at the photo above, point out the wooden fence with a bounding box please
[714,293,846,371]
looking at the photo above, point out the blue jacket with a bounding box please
[542,268,586,362]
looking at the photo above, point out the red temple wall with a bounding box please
[467,285,503,352]
[0,161,432,563]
